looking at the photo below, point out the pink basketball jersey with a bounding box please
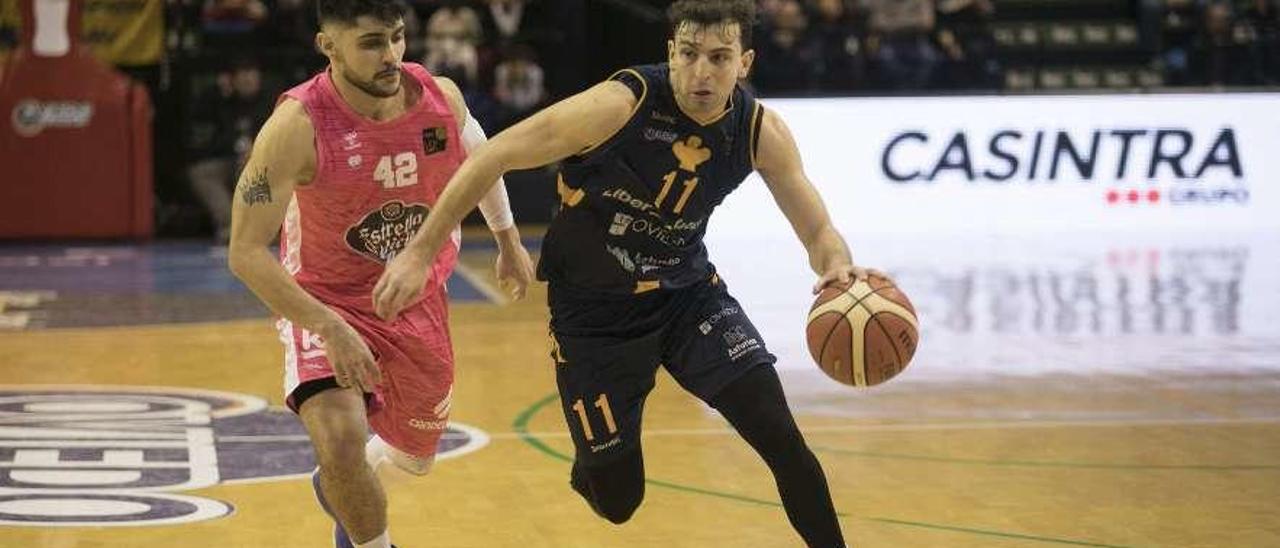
[278,63,464,315]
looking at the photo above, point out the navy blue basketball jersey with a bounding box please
[537,64,765,296]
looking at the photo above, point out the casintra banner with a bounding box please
[716,93,1279,235]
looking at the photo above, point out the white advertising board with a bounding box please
[712,93,1280,236]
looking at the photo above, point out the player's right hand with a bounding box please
[320,320,382,392]
[812,264,890,294]
[373,248,430,322]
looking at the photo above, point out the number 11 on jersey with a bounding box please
[571,393,618,441]
[655,171,698,214]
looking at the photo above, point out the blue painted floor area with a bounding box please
[0,241,496,329]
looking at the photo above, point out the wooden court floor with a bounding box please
[1,244,1278,548]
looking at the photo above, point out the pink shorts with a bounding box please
[277,289,454,458]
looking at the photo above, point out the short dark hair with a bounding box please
[316,0,406,27]
[667,0,756,50]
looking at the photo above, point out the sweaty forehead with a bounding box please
[674,21,742,50]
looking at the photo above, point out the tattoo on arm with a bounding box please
[239,167,272,206]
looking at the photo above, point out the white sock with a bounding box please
[354,530,391,548]
[368,435,433,485]
[365,435,391,472]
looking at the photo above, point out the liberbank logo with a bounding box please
[879,127,1247,205]
[0,386,487,527]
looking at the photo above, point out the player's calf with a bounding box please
[569,450,646,524]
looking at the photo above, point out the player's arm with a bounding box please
[434,76,533,299]
[227,99,381,390]
[433,77,519,242]
[409,78,634,255]
[754,107,876,293]
[373,79,636,319]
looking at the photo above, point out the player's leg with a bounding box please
[280,317,392,548]
[551,327,660,524]
[310,433,421,548]
[710,365,844,548]
[664,277,845,547]
[568,443,646,524]
[364,297,455,482]
[309,384,445,548]
[298,386,390,548]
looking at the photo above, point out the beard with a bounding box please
[341,66,401,98]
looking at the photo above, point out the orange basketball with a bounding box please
[806,274,919,387]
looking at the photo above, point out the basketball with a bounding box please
[806,275,919,387]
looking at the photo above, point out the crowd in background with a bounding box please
[180,0,569,238]
[176,0,1280,238]
[3,0,1277,237]
[1153,0,1280,86]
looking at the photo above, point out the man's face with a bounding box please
[667,21,754,118]
[231,67,262,97]
[318,16,407,98]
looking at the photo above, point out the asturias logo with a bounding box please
[880,127,1246,206]
[0,386,487,527]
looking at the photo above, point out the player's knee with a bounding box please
[594,482,644,524]
[374,444,435,486]
[573,452,646,524]
[314,430,369,473]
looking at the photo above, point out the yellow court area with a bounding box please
[1,245,1278,548]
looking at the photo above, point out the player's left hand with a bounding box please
[495,243,534,301]
[373,248,431,322]
[812,264,889,294]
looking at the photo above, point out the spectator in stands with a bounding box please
[267,0,312,51]
[752,0,821,94]
[1192,1,1251,86]
[490,43,547,131]
[186,58,274,243]
[810,0,867,91]
[1158,0,1201,85]
[863,0,941,90]
[935,0,998,89]
[1243,0,1280,83]
[758,0,788,20]
[265,0,332,79]
[482,0,536,44]
[201,0,269,50]
[423,1,483,90]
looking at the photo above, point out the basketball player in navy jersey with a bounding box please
[374,0,879,545]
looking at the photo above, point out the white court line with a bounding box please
[220,473,312,486]
[214,415,1280,444]
[452,262,509,305]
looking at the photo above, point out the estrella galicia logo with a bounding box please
[345,201,429,264]
[0,386,488,527]
[422,126,448,155]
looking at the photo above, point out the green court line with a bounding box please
[512,393,1138,548]
[512,394,797,510]
[812,445,1280,471]
[868,518,1135,548]
[511,394,572,463]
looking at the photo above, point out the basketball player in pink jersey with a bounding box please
[226,1,534,547]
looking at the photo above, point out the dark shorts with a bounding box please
[547,275,775,465]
